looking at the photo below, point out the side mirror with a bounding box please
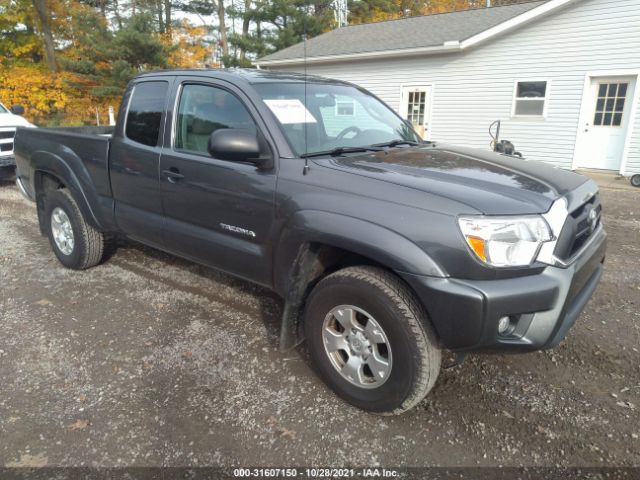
[10,105,25,115]
[207,129,271,167]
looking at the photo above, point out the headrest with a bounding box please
[189,104,225,135]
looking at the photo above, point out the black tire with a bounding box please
[631,174,640,188]
[44,188,105,270]
[304,266,441,415]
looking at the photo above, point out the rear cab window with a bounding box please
[125,81,169,146]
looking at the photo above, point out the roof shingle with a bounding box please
[258,1,546,63]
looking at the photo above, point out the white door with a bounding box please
[576,76,636,170]
[400,86,432,140]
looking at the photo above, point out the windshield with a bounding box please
[254,82,421,156]
[0,103,8,114]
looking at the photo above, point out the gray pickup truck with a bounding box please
[14,69,606,414]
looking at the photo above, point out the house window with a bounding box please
[336,100,355,116]
[406,90,426,126]
[593,82,628,127]
[512,81,548,117]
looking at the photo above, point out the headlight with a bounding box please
[458,215,553,267]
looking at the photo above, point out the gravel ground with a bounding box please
[0,180,639,469]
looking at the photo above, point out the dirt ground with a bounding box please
[0,180,638,469]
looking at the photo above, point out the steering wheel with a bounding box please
[336,126,361,140]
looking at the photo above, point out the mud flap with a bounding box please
[279,244,326,352]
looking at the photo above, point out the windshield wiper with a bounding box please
[372,139,421,148]
[300,146,384,158]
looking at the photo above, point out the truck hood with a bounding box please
[312,144,589,215]
[0,112,34,128]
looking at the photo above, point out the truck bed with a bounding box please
[45,125,115,137]
[14,125,115,211]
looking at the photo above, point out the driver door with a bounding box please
[159,78,277,286]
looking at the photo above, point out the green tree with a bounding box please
[0,0,41,65]
[224,0,335,65]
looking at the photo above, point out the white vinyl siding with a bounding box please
[272,0,640,175]
[627,88,640,175]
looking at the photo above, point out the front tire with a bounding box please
[44,188,106,270]
[304,266,441,415]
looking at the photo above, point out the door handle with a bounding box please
[163,168,184,183]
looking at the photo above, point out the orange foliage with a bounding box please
[350,0,489,24]
[1,6,210,126]
[0,66,67,123]
[163,21,214,69]
[0,66,120,126]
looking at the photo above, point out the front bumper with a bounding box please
[0,154,15,168]
[402,226,607,352]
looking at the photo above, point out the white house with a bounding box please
[256,0,640,177]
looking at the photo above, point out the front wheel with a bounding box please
[44,188,106,270]
[304,266,441,415]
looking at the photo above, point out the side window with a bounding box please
[512,81,548,117]
[125,81,168,146]
[175,84,257,154]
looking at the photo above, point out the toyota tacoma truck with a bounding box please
[14,69,606,415]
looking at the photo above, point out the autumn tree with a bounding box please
[0,0,535,125]
[32,0,58,71]
[348,0,530,24]
[0,0,41,64]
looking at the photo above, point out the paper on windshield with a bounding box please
[264,99,317,124]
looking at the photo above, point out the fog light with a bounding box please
[498,316,512,336]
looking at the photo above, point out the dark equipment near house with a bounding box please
[490,120,523,158]
[631,174,640,188]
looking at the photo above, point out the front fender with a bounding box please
[274,210,446,295]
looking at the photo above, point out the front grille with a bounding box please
[0,130,15,140]
[0,142,13,152]
[554,193,602,261]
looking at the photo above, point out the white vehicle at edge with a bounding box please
[0,102,36,178]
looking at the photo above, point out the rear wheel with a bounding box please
[304,266,441,415]
[44,188,106,270]
[631,174,640,188]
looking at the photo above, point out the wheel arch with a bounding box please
[274,210,446,351]
[31,151,104,233]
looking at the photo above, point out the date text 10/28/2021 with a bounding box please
[232,468,400,478]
